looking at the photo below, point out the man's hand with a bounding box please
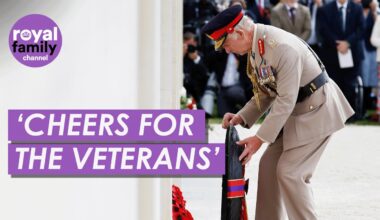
[336,40,350,54]
[222,113,243,129]
[237,136,263,165]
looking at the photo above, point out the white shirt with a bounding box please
[221,54,240,87]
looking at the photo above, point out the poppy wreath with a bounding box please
[172,185,194,220]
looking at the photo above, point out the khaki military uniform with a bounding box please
[237,24,354,220]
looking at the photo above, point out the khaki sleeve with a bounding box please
[237,92,274,129]
[256,44,301,143]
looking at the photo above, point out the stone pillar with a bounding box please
[137,0,183,219]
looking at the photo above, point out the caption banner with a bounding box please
[8,110,225,176]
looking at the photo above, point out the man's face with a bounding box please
[222,30,250,55]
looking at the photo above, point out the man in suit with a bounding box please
[304,0,325,56]
[202,5,354,220]
[207,50,252,117]
[183,32,209,107]
[271,0,312,41]
[318,0,364,120]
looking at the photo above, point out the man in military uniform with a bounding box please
[202,5,354,220]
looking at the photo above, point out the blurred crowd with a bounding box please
[182,0,380,122]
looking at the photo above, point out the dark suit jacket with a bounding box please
[183,55,209,102]
[318,0,364,69]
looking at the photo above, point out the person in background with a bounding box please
[230,0,257,20]
[183,31,209,108]
[370,1,380,121]
[184,0,218,25]
[271,0,312,41]
[360,0,378,116]
[207,50,250,117]
[318,0,365,121]
[183,0,219,60]
[307,0,324,55]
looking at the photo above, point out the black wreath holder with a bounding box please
[221,125,249,220]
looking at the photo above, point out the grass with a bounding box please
[353,120,380,126]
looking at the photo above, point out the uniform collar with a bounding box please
[251,24,265,58]
[251,23,260,58]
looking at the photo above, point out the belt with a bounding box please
[297,71,329,103]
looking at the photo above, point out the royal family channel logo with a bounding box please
[9,14,62,67]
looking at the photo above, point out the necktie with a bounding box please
[339,6,345,33]
[290,7,296,25]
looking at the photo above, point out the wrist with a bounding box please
[255,134,269,144]
[255,135,264,144]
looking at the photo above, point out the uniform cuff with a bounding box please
[256,133,270,144]
[237,113,249,128]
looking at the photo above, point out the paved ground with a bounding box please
[181,124,380,220]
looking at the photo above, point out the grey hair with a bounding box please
[235,16,254,30]
[230,15,254,39]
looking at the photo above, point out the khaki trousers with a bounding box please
[255,134,331,220]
